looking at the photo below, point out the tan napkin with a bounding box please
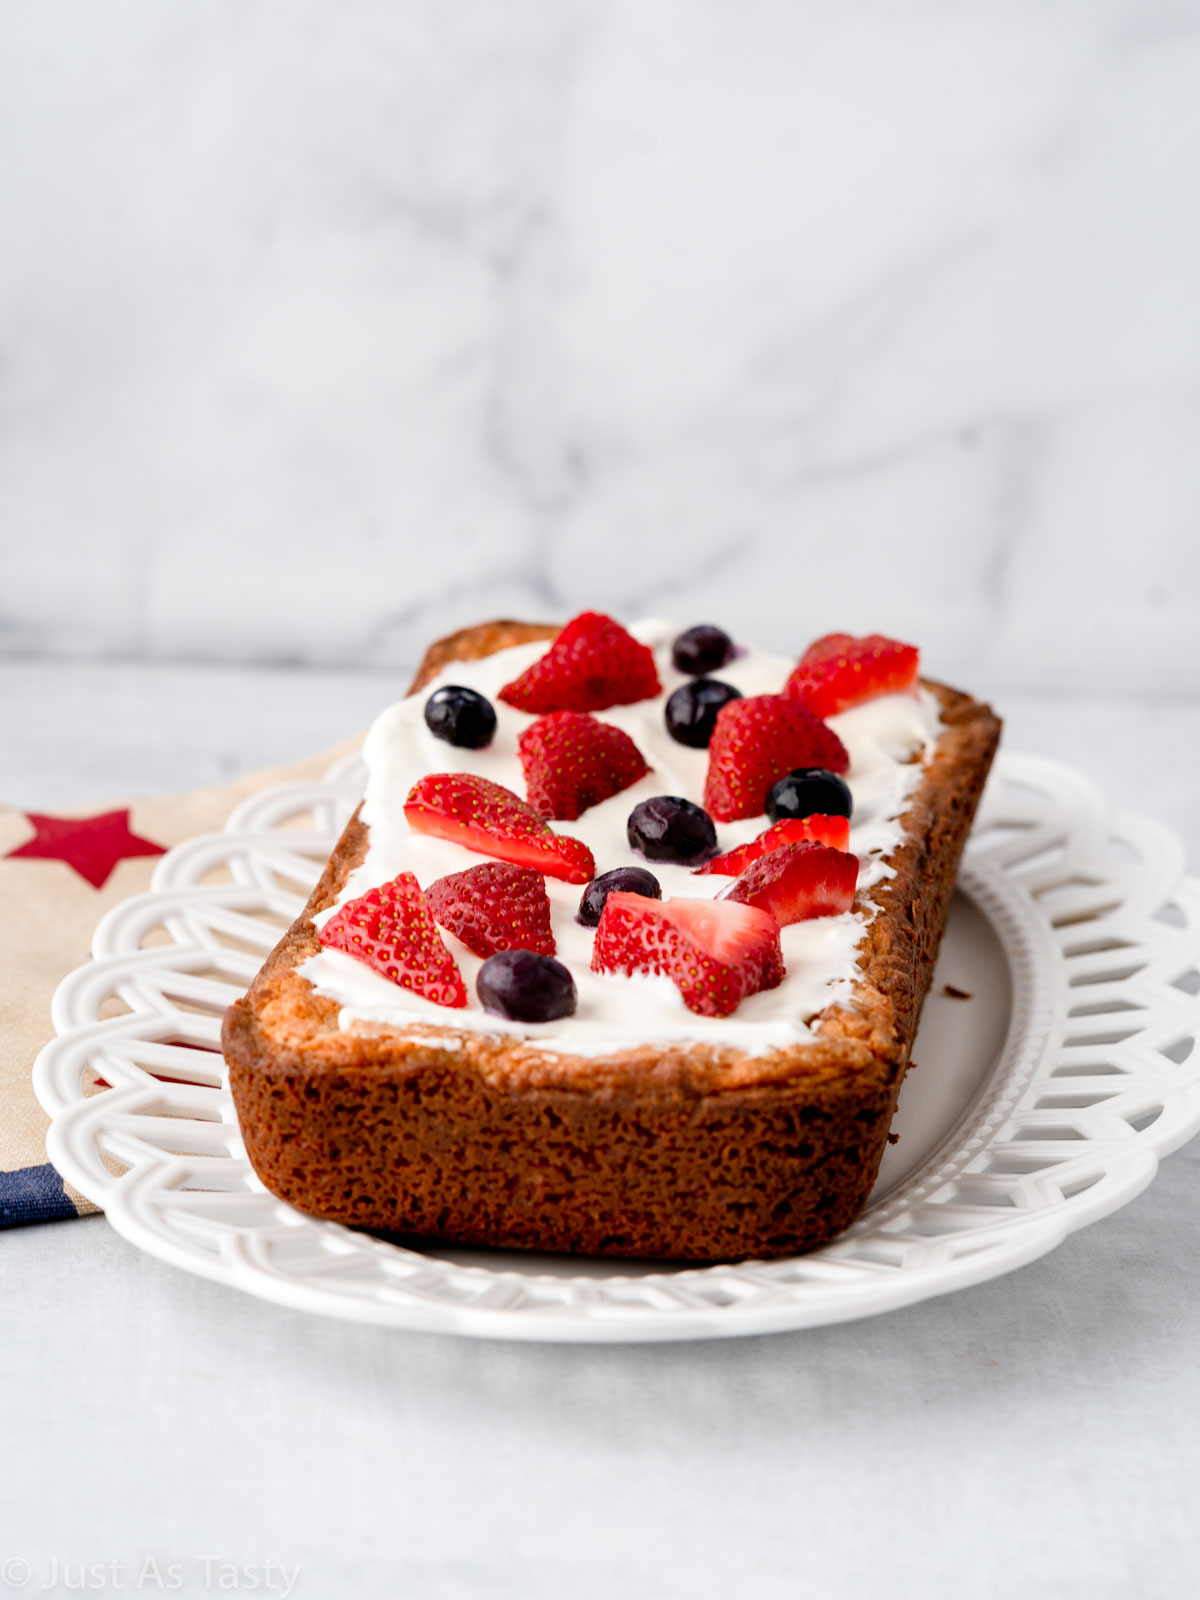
[1,738,361,1225]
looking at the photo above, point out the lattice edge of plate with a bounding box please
[32,751,1200,1340]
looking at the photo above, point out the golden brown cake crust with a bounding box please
[222,620,1001,1261]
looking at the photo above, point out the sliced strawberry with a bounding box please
[426,861,555,958]
[319,872,467,1007]
[591,891,783,1018]
[518,710,650,821]
[693,815,851,876]
[785,632,919,718]
[726,842,859,926]
[405,772,595,885]
[498,611,661,714]
[703,694,849,823]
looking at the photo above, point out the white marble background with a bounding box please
[2,0,1199,691]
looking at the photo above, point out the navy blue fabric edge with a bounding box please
[0,1162,81,1227]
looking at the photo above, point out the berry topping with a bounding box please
[785,632,919,718]
[627,795,718,865]
[664,677,743,749]
[319,872,467,1008]
[423,685,497,750]
[518,710,649,821]
[426,862,555,959]
[726,842,859,926]
[498,611,661,715]
[591,892,783,1018]
[577,866,662,928]
[477,950,577,1023]
[405,773,595,884]
[703,694,849,823]
[766,768,853,824]
[671,624,735,676]
[693,814,852,876]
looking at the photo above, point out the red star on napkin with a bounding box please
[5,809,167,890]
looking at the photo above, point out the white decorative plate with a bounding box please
[33,752,1200,1342]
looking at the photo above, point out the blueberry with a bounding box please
[627,796,718,865]
[672,624,735,676]
[665,677,742,749]
[477,950,577,1022]
[766,768,853,823]
[424,685,497,749]
[578,867,662,927]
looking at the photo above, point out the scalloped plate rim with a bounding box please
[32,749,1200,1341]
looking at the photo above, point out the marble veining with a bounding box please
[1,0,1198,691]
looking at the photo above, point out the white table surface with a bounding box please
[3,662,1198,1600]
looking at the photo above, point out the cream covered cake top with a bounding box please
[298,620,944,1057]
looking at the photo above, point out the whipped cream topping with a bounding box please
[299,621,945,1057]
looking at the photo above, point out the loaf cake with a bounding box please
[222,616,1000,1262]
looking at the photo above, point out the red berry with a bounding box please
[726,842,859,926]
[518,710,649,821]
[405,772,595,885]
[591,891,784,1018]
[785,632,919,718]
[498,611,661,714]
[693,815,851,876]
[703,694,849,823]
[426,862,555,959]
[319,872,467,1008]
